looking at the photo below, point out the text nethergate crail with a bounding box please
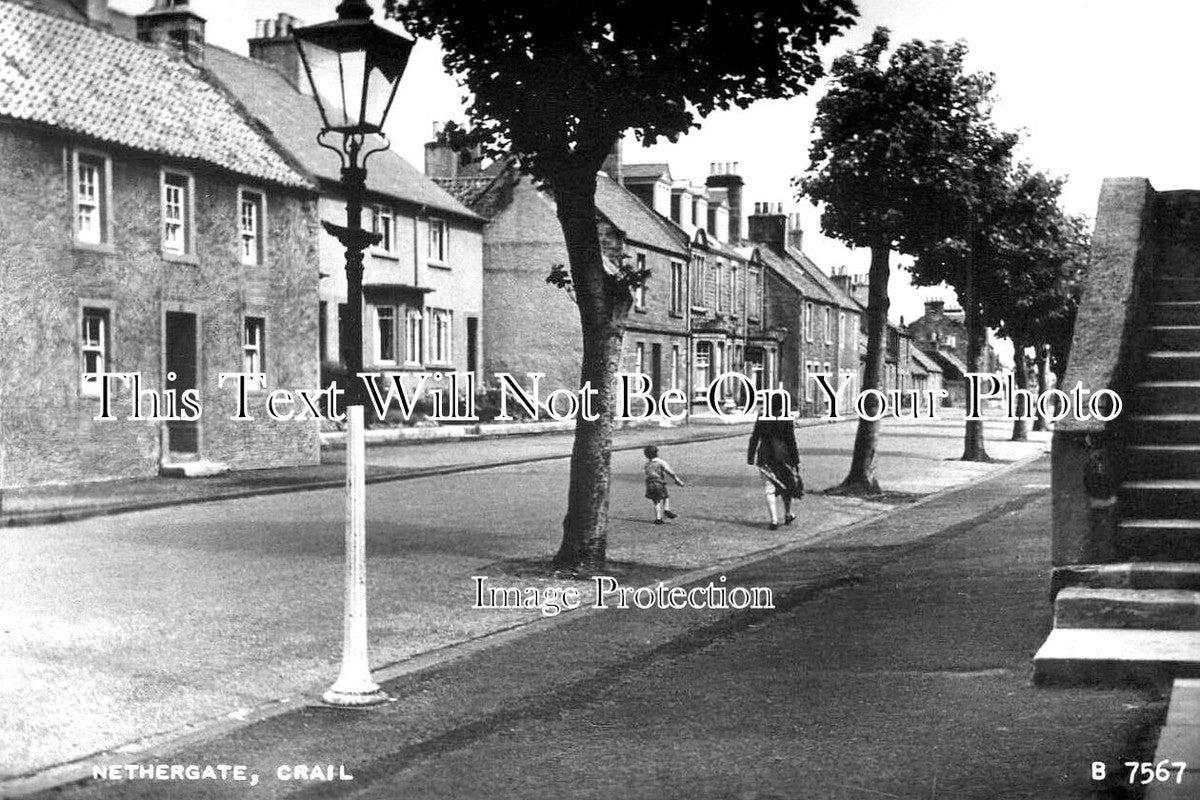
[85,370,1123,425]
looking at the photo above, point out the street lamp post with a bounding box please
[293,0,414,708]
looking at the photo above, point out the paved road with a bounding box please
[1,415,1044,783]
[34,458,1159,800]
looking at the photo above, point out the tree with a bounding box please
[973,166,1090,438]
[387,0,858,573]
[800,27,1004,490]
[907,124,1020,461]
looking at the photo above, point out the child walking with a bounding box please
[643,445,685,525]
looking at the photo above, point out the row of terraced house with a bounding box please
[0,0,934,489]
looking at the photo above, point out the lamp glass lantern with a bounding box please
[292,2,415,136]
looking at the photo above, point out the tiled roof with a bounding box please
[204,44,481,221]
[595,173,688,256]
[435,176,499,208]
[0,2,310,188]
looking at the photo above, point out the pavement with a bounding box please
[0,419,761,527]
[2,411,1106,797]
[18,452,1168,799]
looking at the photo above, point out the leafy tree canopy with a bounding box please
[800,27,1005,253]
[387,0,858,180]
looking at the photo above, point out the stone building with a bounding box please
[209,13,485,389]
[750,206,861,416]
[660,164,779,407]
[431,152,693,403]
[0,0,320,488]
[907,298,999,405]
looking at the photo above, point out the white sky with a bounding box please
[112,0,1200,334]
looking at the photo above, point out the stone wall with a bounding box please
[0,126,320,488]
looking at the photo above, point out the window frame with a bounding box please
[242,316,266,376]
[691,255,707,311]
[427,217,448,265]
[633,253,647,311]
[73,149,112,249]
[374,305,397,365]
[428,308,454,366]
[669,260,684,316]
[160,168,195,259]
[405,308,424,366]
[80,304,111,398]
[238,187,267,267]
[371,205,396,255]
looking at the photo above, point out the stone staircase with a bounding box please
[1035,276,1200,684]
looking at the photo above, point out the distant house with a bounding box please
[908,298,999,406]
[432,145,692,404]
[0,0,320,488]
[207,14,486,389]
[910,348,945,406]
[660,164,780,408]
[749,206,861,417]
[433,145,778,414]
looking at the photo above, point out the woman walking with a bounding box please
[747,395,802,530]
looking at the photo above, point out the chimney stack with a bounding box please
[85,0,109,28]
[747,201,786,254]
[136,0,206,66]
[786,212,803,252]
[601,135,623,185]
[248,12,308,92]
[925,298,946,317]
[705,160,744,242]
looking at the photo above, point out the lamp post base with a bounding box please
[322,684,388,708]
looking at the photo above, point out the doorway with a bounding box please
[164,311,199,457]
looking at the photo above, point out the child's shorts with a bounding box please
[645,481,669,502]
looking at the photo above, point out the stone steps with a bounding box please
[1126,445,1200,479]
[1117,519,1200,560]
[1125,415,1200,444]
[1154,278,1200,303]
[1143,352,1200,381]
[159,460,230,478]
[1152,301,1200,326]
[1151,326,1200,350]
[1052,562,1200,593]
[1130,384,1200,416]
[1033,628,1200,685]
[1054,587,1200,629]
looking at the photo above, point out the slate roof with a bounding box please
[759,246,834,303]
[0,1,310,188]
[783,245,860,311]
[925,348,968,378]
[594,173,688,255]
[204,44,481,221]
[911,347,943,375]
[622,162,671,182]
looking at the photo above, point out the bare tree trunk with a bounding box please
[836,243,888,494]
[1032,344,1050,432]
[1010,336,1029,442]
[962,256,990,461]
[551,170,630,575]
